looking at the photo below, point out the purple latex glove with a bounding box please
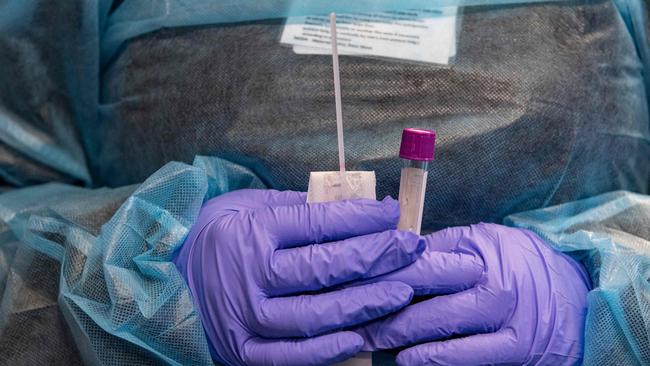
[173,189,425,366]
[356,223,590,366]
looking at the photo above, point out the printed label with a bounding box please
[281,8,458,64]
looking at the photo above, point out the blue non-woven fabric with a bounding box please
[0,0,114,187]
[0,156,265,365]
[615,0,650,112]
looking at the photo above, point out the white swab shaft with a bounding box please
[330,12,346,173]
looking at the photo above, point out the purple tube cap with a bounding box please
[399,128,436,161]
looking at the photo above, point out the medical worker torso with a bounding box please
[97,0,649,232]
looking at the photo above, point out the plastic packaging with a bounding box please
[307,171,376,203]
[279,6,461,66]
[397,128,436,235]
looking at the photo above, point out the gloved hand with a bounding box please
[172,189,425,366]
[356,223,590,366]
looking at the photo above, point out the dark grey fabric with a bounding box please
[100,0,650,231]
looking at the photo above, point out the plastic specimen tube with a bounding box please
[397,128,436,234]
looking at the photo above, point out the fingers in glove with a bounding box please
[257,281,413,338]
[353,250,483,296]
[254,196,400,248]
[243,331,364,366]
[396,328,521,366]
[269,230,425,294]
[356,287,510,351]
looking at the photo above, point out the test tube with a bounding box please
[398,128,436,235]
